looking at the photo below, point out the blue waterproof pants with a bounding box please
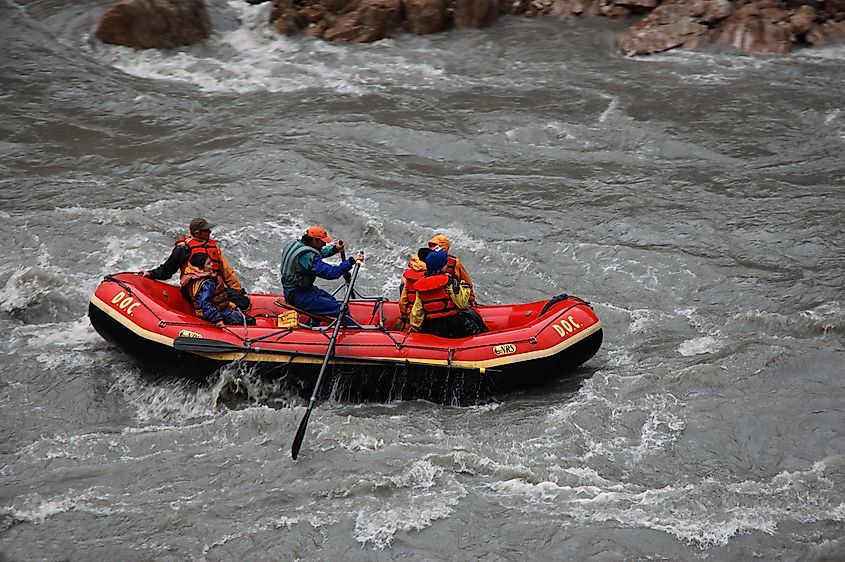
[286,286,355,326]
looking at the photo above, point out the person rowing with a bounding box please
[279,225,364,326]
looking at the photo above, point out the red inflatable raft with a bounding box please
[88,273,603,404]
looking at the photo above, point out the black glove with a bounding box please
[450,277,462,293]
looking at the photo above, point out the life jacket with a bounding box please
[402,268,425,305]
[444,254,458,278]
[180,269,229,319]
[177,236,223,275]
[279,239,320,291]
[414,273,461,319]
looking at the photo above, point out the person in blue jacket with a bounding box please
[279,225,364,324]
[181,253,253,328]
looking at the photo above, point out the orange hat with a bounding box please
[428,234,450,252]
[306,225,333,243]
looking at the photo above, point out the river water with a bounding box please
[1,0,844,559]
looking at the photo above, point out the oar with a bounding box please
[339,248,361,299]
[173,336,246,354]
[339,248,352,284]
[291,259,362,460]
[174,336,302,356]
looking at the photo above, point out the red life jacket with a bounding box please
[402,268,425,304]
[177,236,223,276]
[180,271,229,319]
[444,254,458,278]
[414,273,461,319]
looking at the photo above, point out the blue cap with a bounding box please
[425,249,448,272]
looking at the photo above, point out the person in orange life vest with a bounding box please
[140,217,250,311]
[409,249,488,338]
[427,234,476,306]
[180,253,253,328]
[396,246,431,330]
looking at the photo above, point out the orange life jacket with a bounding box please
[402,268,425,304]
[177,236,223,276]
[414,273,461,319]
[444,254,458,278]
[180,270,229,319]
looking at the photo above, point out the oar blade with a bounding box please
[173,336,244,354]
[291,408,312,460]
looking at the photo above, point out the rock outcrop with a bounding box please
[619,0,734,55]
[96,0,212,49]
[94,0,845,56]
[269,0,500,42]
[805,14,845,45]
[316,0,402,42]
[272,0,403,42]
[713,0,794,53]
[619,0,845,55]
[495,0,845,55]
[454,0,499,27]
[404,0,450,35]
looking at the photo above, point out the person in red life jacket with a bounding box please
[427,234,476,306]
[396,247,432,330]
[409,249,488,338]
[181,253,254,328]
[140,217,251,311]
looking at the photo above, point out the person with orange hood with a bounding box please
[396,246,431,329]
[427,234,476,306]
[409,249,488,338]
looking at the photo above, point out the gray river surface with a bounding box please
[1,0,844,560]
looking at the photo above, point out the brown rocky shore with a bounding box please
[95,0,845,55]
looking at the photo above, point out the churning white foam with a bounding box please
[795,43,845,61]
[731,301,845,336]
[90,1,450,95]
[110,368,225,424]
[678,335,719,356]
[353,458,467,549]
[486,455,845,549]
[676,306,723,356]
[1,488,116,525]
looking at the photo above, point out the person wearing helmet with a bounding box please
[409,249,488,338]
[279,225,364,324]
[427,234,476,306]
[141,217,251,311]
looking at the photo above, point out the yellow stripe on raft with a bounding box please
[186,322,602,371]
[90,295,176,347]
